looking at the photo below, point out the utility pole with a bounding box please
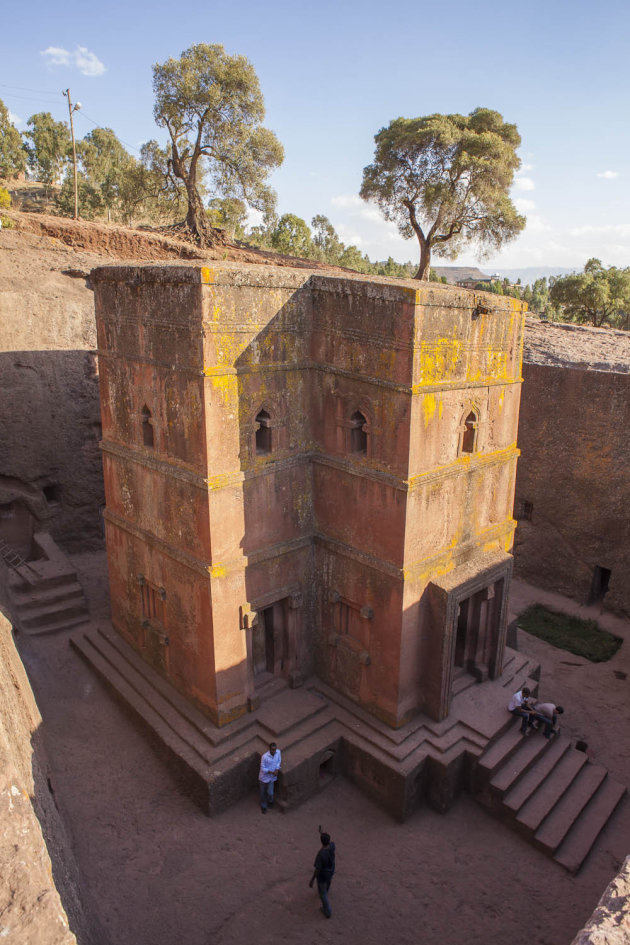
[63,89,81,220]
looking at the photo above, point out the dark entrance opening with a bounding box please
[455,599,470,667]
[319,749,336,786]
[588,566,611,604]
[452,580,504,685]
[252,606,275,677]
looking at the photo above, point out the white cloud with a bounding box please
[41,45,106,77]
[514,176,535,192]
[569,223,630,238]
[520,163,534,172]
[514,198,535,213]
[331,193,384,224]
[596,170,619,179]
[8,110,23,127]
[523,214,551,233]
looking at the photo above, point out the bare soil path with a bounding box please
[15,556,630,945]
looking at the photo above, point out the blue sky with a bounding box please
[3,0,629,271]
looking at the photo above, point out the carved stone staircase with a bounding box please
[71,621,543,821]
[6,532,89,635]
[473,723,626,873]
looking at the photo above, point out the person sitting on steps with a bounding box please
[532,702,564,739]
[508,686,536,735]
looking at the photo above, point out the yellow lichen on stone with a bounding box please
[423,393,437,427]
[418,336,462,385]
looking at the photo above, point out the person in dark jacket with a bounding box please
[309,831,336,917]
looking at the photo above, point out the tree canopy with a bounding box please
[152,43,284,245]
[0,99,26,179]
[550,259,630,329]
[360,108,526,280]
[58,127,140,221]
[270,213,313,257]
[23,112,72,188]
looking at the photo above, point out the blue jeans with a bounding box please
[534,712,557,737]
[317,877,332,917]
[259,779,275,810]
[510,708,534,733]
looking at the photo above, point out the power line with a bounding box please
[2,82,148,158]
[75,110,144,155]
[0,83,64,96]
[1,92,65,106]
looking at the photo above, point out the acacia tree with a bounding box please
[550,259,630,329]
[0,99,26,179]
[152,43,284,245]
[360,108,526,280]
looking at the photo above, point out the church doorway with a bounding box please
[426,552,513,721]
[252,599,287,683]
[453,581,503,683]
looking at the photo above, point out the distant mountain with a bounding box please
[432,266,491,284]
[434,265,576,286]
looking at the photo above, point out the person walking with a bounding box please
[309,831,336,918]
[258,742,281,813]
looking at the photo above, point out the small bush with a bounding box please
[0,186,11,209]
[518,604,622,662]
[0,214,14,229]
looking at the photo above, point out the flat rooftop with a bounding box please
[524,316,630,373]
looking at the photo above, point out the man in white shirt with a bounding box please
[508,686,536,734]
[259,742,282,813]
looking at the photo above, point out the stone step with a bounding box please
[8,568,79,593]
[554,779,626,874]
[534,764,607,854]
[515,748,588,836]
[71,633,234,813]
[275,722,343,812]
[76,628,334,775]
[97,626,328,749]
[487,731,551,800]
[474,727,625,872]
[475,724,524,783]
[72,631,257,768]
[25,612,91,636]
[503,735,570,813]
[92,626,255,750]
[71,631,264,817]
[499,652,540,692]
[9,581,85,612]
[21,600,88,630]
[451,670,478,697]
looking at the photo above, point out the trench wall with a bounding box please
[0,610,82,943]
[514,363,630,617]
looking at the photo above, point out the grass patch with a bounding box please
[518,604,622,662]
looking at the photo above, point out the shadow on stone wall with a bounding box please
[0,350,104,554]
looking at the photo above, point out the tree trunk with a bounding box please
[414,239,431,280]
[184,179,219,246]
[170,144,222,248]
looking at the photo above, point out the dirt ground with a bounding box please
[13,555,630,945]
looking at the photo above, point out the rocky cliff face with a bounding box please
[0,609,78,944]
[0,228,106,552]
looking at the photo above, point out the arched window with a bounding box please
[255,409,272,455]
[142,405,154,448]
[350,410,368,455]
[461,410,478,454]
